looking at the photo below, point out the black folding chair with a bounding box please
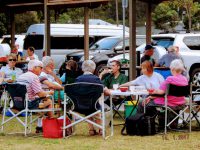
[163,84,191,134]
[63,82,112,139]
[188,84,200,128]
[1,83,60,136]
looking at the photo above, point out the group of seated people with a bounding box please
[0,43,189,135]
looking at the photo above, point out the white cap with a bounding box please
[28,60,43,71]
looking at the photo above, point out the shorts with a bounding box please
[28,97,46,109]
[54,90,64,101]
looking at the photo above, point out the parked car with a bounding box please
[107,45,167,67]
[108,33,200,85]
[23,23,129,69]
[66,35,146,75]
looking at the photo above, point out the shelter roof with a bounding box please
[0,0,110,12]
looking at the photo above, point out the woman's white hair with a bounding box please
[82,60,96,73]
[42,56,54,68]
[170,59,185,72]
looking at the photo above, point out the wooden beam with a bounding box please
[84,7,89,60]
[47,0,109,5]
[10,10,15,49]
[146,1,152,44]
[129,0,136,80]
[44,0,51,56]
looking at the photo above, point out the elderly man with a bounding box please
[17,59,54,133]
[40,56,64,101]
[156,46,182,68]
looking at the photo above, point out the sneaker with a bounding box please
[35,126,43,133]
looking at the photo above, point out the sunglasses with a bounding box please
[36,66,43,69]
[9,59,17,62]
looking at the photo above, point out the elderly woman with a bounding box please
[0,53,23,83]
[137,59,188,114]
[40,56,64,101]
[76,60,109,136]
[120,61,164,90]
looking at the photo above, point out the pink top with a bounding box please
[154,74,188,106]
[17,71,44,100]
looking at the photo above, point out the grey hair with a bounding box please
[170,59,185,72]
[167,45,176,53]
[42,56,54,68]
[82,60,96,73]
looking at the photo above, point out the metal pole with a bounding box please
[123,6,125,60]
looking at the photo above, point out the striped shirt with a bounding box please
[17,71,44,100]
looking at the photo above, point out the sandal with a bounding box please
[89,129,97,136]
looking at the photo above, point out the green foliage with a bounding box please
[0,13,7,37]
[152,3,179,31]
[183,5,200,30]
[15,11,40,34]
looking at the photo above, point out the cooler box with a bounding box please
[125,101,137,118]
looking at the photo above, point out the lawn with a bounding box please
[0,115,200,150]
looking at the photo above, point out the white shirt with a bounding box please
[130,72,164,90]
[26,54,39,61]
[0,65,23,80]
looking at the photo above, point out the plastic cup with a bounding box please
[113,84,119,90]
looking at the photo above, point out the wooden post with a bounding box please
[10,11,15,49]
[115,0,119,26]
[129,0,136,81]
[44,0,51,56]
[84,7,89,60]
[146,2,152,44]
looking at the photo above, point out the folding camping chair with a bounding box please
[162,84,191,134]
[63,82,112,139]
[1,83,61,136]
[187,84,200,128]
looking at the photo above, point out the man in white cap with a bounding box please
[17,59,54,133]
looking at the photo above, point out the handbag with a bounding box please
[43,117,72,138]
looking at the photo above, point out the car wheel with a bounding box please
[191,68,200,86]
[95,63,107,76]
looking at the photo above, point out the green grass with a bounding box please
[1,115,200,150]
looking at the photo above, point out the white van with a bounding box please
[23,23,129,69]
[1,34,25,52]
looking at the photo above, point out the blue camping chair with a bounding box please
[154,67,172,79]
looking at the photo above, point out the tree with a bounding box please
[15,11,40,34]
[152,3,179,31]
[0,13,7,37]
[173,0,200,31]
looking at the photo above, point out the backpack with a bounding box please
[121,113,156,136]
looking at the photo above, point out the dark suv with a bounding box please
[66,36,145,75]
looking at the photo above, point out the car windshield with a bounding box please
[152,37,174,49]
[90,37,120,50]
